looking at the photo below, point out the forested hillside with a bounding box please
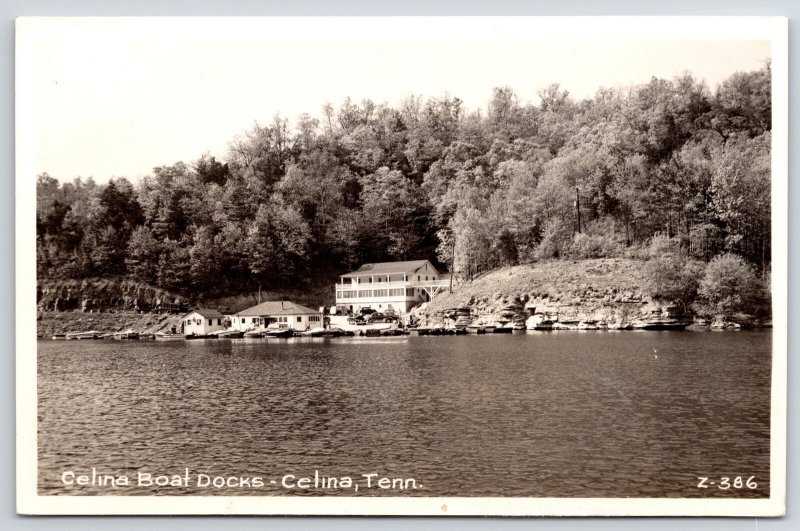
[36,64,771,305]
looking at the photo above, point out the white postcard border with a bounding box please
[15,15,788,516]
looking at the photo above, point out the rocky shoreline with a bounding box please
[412,259,770,331]
[37,259,771,338]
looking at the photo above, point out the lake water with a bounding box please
[37,331,772,498]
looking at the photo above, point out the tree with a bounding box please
[194,154,229,186]
[643,235,703,309]
[698,253,762,316]
[710,132,771,269]
[126,226,161,282]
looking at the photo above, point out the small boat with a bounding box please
[51,334,67,340]
[409,328,430,336]
[264,328,294,338]
[112,329,140,340]
[632,318,689,331]
[65,331,102,340]
[243,329,266,338]
[154,332,186,341]
[211,329,245,339]
[310,327,343,338]
[577,321,599,331]
[185,333,216,340]
[493,326,514,334]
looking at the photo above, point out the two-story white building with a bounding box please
[335,260,448,314]
[229,300,322,332]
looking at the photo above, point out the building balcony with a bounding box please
[335,279,449,291]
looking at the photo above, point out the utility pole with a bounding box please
[449,235,455,293]
[574,187,582,234]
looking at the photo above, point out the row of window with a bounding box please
[344,275,434,284]
[186,318,224,326]
[337,288,417,299]
[231,315,319,324]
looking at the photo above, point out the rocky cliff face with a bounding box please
[37,278,185,313]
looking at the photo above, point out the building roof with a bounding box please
[237,300,320,317]
[188,309,224,319]
[342,260,438,277]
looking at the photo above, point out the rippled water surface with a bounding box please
[38,331,771,497]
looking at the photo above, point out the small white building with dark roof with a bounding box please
[183,309,225,336]
[231,300,322,332]
[335,259,447,314]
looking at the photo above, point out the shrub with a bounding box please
[644,254,703,308]
[698,253,761,316]
[570,218,626,258]
[643,234,702,309]
[646,233,681,259]
[536,218,573,259]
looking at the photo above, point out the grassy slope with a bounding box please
[424,258,650,314]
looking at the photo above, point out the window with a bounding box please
[217,319,221,325]
[297,316,302,322]
[425,276,428,281]
[208,319,212,326]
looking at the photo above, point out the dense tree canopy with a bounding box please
[36,63,772,300]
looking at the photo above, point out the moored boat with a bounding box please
[52,333,67,340]
[310,326,343,338]
[632,319,689,331]
[211,329,245,339]
[264,328,295,338]
[154,332,186,341]
[65,331,102,340]
[112,329,140,340]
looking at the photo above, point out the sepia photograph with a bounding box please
[15,16,787,516]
